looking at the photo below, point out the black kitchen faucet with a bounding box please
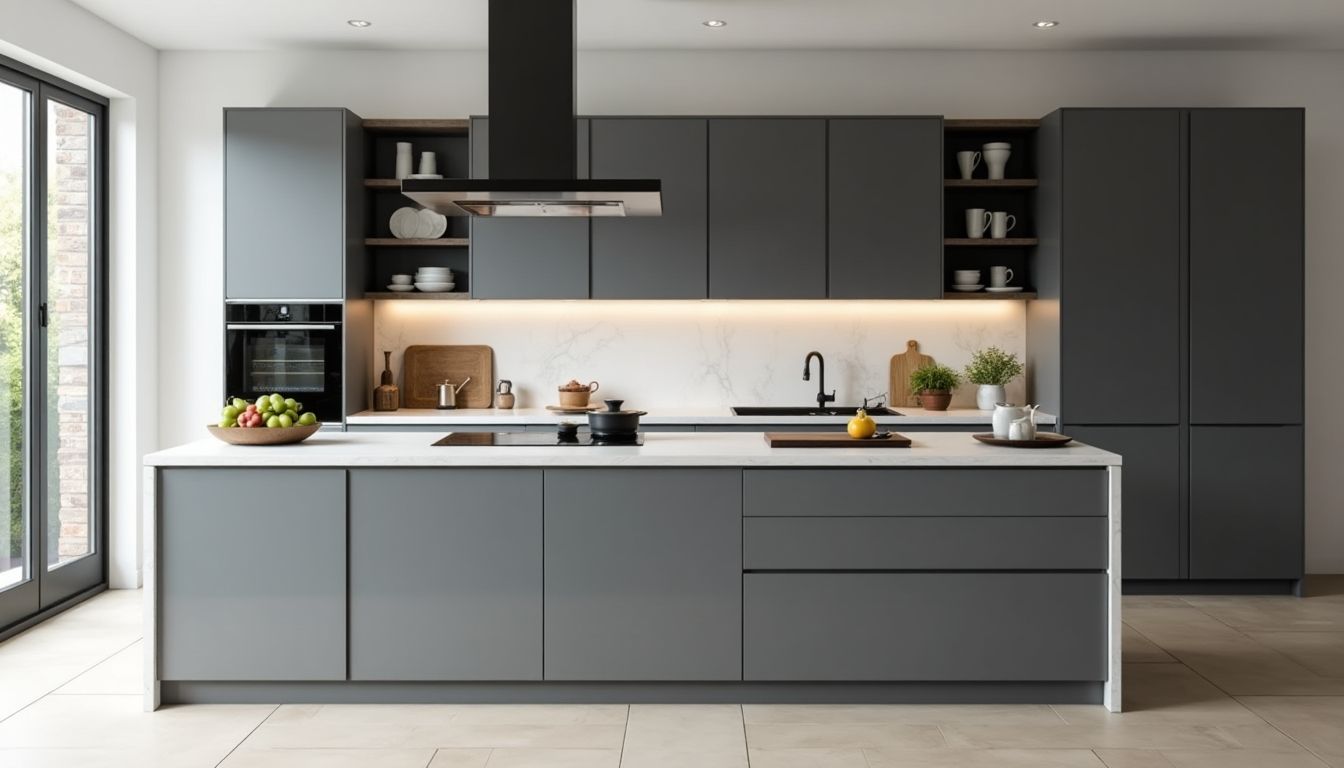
[802,351,837,409]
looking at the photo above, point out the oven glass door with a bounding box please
[226,326,341,422]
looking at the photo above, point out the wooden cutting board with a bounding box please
[402,345,494,409]
[889,339,933,408]
[764,432,912,448]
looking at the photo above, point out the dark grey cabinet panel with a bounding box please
[1190,426,1303,579]
[590,119,707,298]
[744,469,1107,517]
[744,573,1106,681]
[1068,426,1180,579]
[1189,110,1304,425]
[544,469,741,680]
[348,469,543,680]
[470,117,590,299]
[744,516,1107,571]
[1060,109,1181,424]
[828,119,943,299]
[709,119,826,298]
[159,469,345,680]
[225,109,351,300]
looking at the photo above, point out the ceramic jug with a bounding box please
[992,403,1026,439]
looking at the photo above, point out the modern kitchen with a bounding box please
[1,1,1339,767]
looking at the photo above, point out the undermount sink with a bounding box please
[731,406,902,417]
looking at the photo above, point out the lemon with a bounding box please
[847,409,877,439]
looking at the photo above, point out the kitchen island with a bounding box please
[142,431,1121,712]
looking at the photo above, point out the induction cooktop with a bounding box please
[433,430,644,447]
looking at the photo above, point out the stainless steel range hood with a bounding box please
[401,0,661,218]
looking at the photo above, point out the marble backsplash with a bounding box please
[371,300,1028,410]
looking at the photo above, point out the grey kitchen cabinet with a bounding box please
[709,119,827,298]
[1189,109,1304,425]
[744,573,1106,681]
[590,119,708,298]
[828,118,943,299]
[158,469,346,680]
[1068,426,1180,579]
[1057,109,1182,424]
[224,108,362,300]
[1190,426,1304,580]
[543,469,742,680]
[469,117,591,299]
[348,469,543,680]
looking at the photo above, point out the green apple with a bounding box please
[217,418,233,428]
[231,397,247,410]
[278,413,293,428]
[298,412,317,426]
[222,405,240,421]
[266,415,281,428]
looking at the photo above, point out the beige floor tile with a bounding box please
[1054,664,1263,725]
[1124,625,1178,663]
[220,747,439,767]
[1245,632,1344,678]
[0,747,181,767]
[1094,750,1177,768]
[1239,696,1344,767]
[745,722,944,750]
[1123,597,1195,610]
[939,723,1243,750]
[747,747,867,768]
[1158,749,1330,767]
[864,748,1106,767]
[55,640,143,695]
[1182,596,1344,632]
[1163,637,1344,695]
[447,705,627,726]
[618,752,747,768]
[427,748,492,767]
[742,703,1064,726]
[622,704,746,755]
[481,748,620,767]
[421,724,627,751]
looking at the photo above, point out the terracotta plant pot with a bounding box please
[919,389,952,411]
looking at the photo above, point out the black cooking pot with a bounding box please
[587,399,646,436]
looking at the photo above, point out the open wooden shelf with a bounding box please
[944,119,1040,131]
[942,291,1037,300]
[944,179,1039,189]
[944,237,1039,247]
[365,238,468,248]
[364,291,470,300]
[364,179,403,190]
[362,118,469,135]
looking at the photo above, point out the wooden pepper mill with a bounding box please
[373,350,400,411]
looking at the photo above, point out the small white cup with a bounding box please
[990,266,1015,288]
[953,269,982,285]
[965,208,991,239]
[390,274,413,285]
[418,151,438,175]
[989,211,1017,239]
[955,151,981,180]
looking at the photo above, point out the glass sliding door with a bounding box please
[0,58,106,632]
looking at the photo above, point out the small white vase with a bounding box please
[976,384,1006,411]
[395,142,413,180]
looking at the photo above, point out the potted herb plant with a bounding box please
[964,346,1025,410]
[909,363,960,411]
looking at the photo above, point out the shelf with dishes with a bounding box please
[365,291,471,301]
[941,291,1037,300]
[365,237,468,248]
[944,179,1038,189]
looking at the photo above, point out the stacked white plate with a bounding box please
[389,207,448,240]
[415,267,455,293]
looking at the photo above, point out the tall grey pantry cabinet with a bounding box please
[1031,108,1304,588]
[223,108,365,300]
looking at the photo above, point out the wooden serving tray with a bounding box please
[765,432,912,448]
[972,432,1074,448]
[402,345,494,409]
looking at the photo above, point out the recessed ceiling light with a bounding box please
[702,19,727,28]
[1033,20,1059,28]
[347,19,373,28]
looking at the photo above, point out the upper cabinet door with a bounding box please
[709,119,826,299]
[470,117,590,299]
[1189,109,1303,425]
[225,109,347,300]
[1061,109,1182,424]
[828,119,943,299]
[590,119,708,299]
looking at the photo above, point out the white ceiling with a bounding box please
[69,0,1344,52]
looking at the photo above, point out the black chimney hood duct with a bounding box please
[400,0,661,217]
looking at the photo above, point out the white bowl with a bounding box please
[385,284,415,292]
[415,282,456,293]
[416,268,452,275]
[390,274,413,285]
[951,284,985,292]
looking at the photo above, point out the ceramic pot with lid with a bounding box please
[587,399,646,438]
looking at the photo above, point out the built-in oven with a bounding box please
[225,303,343,424]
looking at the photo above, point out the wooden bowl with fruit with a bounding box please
[208,394,321,446]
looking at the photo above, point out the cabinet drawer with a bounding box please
[744,517,1107,571]
[744,469,1107,517]
[744,573,1106,681]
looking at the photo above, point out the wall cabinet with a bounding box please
[590,119,708,298]
[224,108,361,300]
[828,118,943,299]
[348,469,543,680]
[543,469,742,680]
[469,117,591,299]
[159,469,346,680]
[709,119,827,298]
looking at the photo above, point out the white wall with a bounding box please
[0,0,157,589]
[157,48,1344,573]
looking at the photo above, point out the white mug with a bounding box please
[965,208,991,239]
[395,142,413,180]
[982,142,1012,180]
[990,266,1015,288]
[418,151,438,175]
[953,269,982,286]
[989,211,1017,239]
[956,151,981,180]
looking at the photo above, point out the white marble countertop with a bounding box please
[145,430,1119,468]
[345,406,1057,427]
